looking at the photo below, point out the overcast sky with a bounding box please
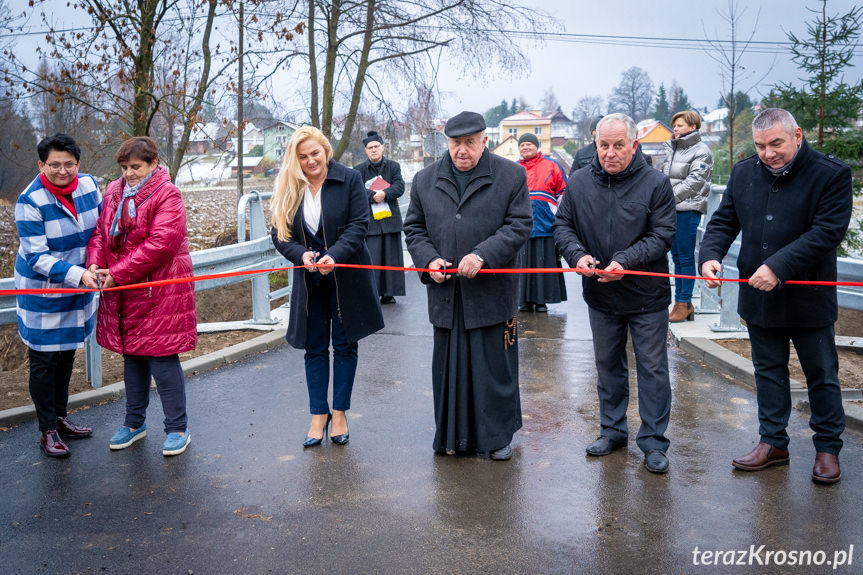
[4,0,863,121]
[434,0,863,118]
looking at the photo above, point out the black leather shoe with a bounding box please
[518,304,533,312]
[535,304,548,312]
[490,444,512,460]
[380,296,396,304]
[644,449,669,474]
[586,436,627,456]
[56,416,92,439]
[303,413,331,448]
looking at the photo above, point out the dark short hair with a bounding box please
[115,136,159,164]
[37,133,81,162]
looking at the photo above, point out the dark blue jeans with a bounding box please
[304,277,359,415]
[123,354,187,433]
[748,323,844,455]
[587,307,671,454]
[670,210,701,303]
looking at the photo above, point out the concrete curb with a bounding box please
[673,333,863,432]
[0,329,287,429]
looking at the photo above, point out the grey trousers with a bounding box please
[588,306,671,454]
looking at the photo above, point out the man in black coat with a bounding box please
[553,113,677,474]
[700,108,853,484]
[404,111,532,460]
[353,131,406,303]
[569,115,602,177]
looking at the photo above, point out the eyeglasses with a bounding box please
[45,162,79,171]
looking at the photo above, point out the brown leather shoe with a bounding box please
[732,442,789,471]
[56,416,92,439]
[40,430,71,458]
[669,301,694,323]
[812,452,841,484]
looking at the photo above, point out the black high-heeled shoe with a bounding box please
[303,413,331,448]
[330,416,349,445]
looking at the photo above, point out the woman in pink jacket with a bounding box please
[87,137,196,456]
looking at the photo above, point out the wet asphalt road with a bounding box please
[1,273,861,575]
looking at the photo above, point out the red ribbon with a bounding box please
[3,264,862,296]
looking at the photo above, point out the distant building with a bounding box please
[485,126,501,148]
[548,110,577,139]
[229,156,263,177]
[703,108,729,135]
[636,119,673,166]
[186,122,233,155]
[231,122,264,156]
[491,135,519,162]
[262,121,298,161]
[498,110,552,152]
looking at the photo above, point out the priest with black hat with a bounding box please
[404,111,532,460]
[353,130,406,303]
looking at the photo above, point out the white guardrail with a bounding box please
[1,188,861,386]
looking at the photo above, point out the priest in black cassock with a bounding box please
[353,131,406,303]
[404,111,532,460]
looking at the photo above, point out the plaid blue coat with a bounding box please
[14,174,102,351]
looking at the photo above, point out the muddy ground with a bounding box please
[715,308,863,390]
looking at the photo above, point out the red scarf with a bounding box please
[39,173,79,218]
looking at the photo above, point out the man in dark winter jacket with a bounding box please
[569,115,602,177]
[700,108,853,484]
[553,113,676,474]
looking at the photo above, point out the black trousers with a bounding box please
[28,348,76,432]
[748,323,844,455]
[587,307,671,454]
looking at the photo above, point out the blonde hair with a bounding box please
[271,125,334,241]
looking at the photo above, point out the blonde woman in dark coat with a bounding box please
[270,126,384,447]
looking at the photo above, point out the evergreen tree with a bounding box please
[766,0,863,147]
[669,81,693,115]
[653,83,670,124]
[485,99,515,127]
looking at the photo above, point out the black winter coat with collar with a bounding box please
[271,160,384,348]
[404,148,532,330]
[698,139,853,328]
[553,148,677,315]
[352,157,406,235]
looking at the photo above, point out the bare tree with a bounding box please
[405,82,441,136]
[290,0,553,160]
[539,87,560,115]
[572,95,604,139]
[607,66,655,122]
[1,0,300,180]
[703,0,772,168]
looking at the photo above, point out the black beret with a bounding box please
[362,130,383,146]
[518,133,539,147]
[444,111,486,137]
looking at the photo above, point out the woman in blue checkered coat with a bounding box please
[14,134,102,458]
